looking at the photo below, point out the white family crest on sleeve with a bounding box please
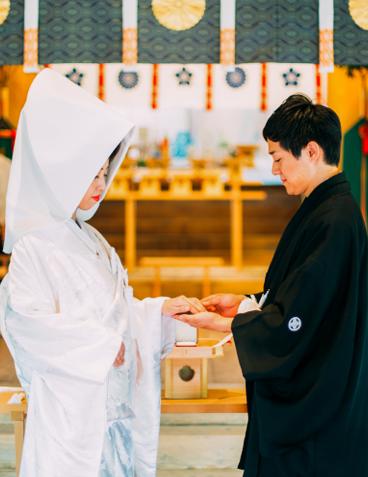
[288,316,302,332]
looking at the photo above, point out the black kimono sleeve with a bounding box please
[231,218,364,446]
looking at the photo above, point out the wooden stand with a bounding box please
[164,339,223,399]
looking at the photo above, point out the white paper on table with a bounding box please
[212,332,233,349]
[175,320,198,346]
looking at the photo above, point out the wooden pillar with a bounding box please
[152,265,162,297]
[11,411,25,477]
[202,266,211,297]
[0,87,10,119]
[125,198,136,270]
[231,194,243,269]
[361,155,367,226]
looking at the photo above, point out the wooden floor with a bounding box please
[0,414,246,476]
[0,466,242,476]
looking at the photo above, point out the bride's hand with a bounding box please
[162,295,205,317]
[113,342,125,367]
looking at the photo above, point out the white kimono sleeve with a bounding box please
[132,297,175,477]
[3,237,121,385]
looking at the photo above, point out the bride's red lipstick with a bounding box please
[92,195,100,201]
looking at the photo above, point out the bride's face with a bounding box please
[78,160,109,210]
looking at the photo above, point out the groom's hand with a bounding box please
[175,311,232,333]
[201,293,244,317]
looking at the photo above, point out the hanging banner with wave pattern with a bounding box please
[0,1,367,67]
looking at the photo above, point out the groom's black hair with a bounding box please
[262,94,342,166]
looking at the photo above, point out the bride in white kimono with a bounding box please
[0,69,201,477]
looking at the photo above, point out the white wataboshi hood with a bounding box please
[4,68,134,253]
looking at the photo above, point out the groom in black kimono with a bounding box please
[176,94,368,477]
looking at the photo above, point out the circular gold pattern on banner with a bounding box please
[152,0,206,31]
[349,0,368,30]
[0,0,10,25]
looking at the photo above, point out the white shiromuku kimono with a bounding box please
[0,69,175,477]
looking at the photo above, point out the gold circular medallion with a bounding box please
[349,0,368,30]
[0,0,10,25]
[152,0,206,31]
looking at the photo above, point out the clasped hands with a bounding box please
[114,293,259,367]
[163,293,252,333]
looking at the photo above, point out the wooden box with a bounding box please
[164,339,223,399]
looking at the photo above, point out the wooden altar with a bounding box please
[105,167,267,270]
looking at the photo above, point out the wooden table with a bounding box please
[0,391,27,477]
[161,388,247,413]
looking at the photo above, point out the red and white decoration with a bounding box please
[212,64,261,110]
[104,64,153,109]
[267,63,319,111]
[24,0,40,72]
[47,62,325,113]
[122,0,138,65]
[220,0,236,66]
[158,64,207,109]
[319,0,334,73]
[49,64,99,96]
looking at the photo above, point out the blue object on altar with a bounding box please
[171,131,193,160]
